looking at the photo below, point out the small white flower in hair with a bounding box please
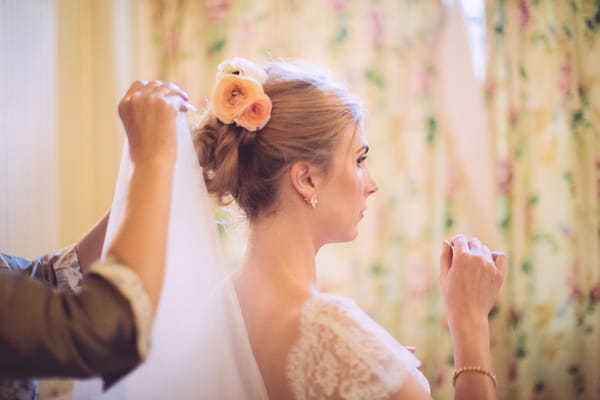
[216,57,268,85]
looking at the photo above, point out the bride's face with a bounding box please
[315,124,378,243]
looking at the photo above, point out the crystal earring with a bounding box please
[310,194,318,209]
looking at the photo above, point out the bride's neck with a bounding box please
[237,212,319,295]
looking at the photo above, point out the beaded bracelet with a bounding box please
[453,366,497,387]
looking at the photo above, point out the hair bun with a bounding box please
[193,59,363,221]
[238,128,259,146]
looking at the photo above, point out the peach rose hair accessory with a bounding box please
[210,58,272,132]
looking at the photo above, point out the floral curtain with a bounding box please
[132,0,600,398]
[487,0,600,399]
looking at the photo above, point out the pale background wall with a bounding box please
[0,0,135,259]
[1,0,60,258]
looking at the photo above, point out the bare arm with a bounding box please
[105,80,191,314]
[106,159,173,314]
[391,235,505,400]
[450,317,495,399]
[440,235,506,400]
[75,210,110,273]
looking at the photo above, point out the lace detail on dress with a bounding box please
[286,294,430,400]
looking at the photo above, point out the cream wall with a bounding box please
[1,0,134,258]
[1,1,60,258]
[56,0,132,247]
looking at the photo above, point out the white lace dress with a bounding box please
[286,293,431,400]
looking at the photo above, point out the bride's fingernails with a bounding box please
[406,346,416,354]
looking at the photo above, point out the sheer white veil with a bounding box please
[73,113,268,399]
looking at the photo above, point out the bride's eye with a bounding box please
[357,155,368,166]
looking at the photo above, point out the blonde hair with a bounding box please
[193,60,362,221]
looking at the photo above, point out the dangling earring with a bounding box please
[310,194,318,209]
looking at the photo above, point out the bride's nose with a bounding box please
[365,167,378,196]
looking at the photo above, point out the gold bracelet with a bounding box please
[453,366,497,387]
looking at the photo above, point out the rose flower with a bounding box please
[234,93,272,131]
[210,75,265,124]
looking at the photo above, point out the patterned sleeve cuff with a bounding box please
[88,259,153,361]
[52,244,84,291]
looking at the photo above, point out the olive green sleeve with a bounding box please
[0,259,152,389]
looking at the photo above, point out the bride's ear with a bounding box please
[289,161,319,203]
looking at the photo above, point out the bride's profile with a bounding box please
[76,58,505,400]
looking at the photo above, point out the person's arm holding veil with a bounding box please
[0,80,191,386]
[107,80,186,312]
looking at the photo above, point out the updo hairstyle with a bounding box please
[193,60,363,221]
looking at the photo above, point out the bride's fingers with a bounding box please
[440,240,453,276]
[491,251,508,276]
[445,240,454,264]
[481,244,493,263]
[491,250,503,264]
[468,236,482,253]
[451,234,469,257]
[491,251,499,263]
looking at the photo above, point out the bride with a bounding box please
[76,58,504,399]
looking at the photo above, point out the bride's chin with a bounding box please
[321,224,360,244]
[337,229,359,243]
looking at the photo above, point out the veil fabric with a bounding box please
[73,113,268,399]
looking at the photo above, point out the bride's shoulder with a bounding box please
[300,291,357,317]
[299,292,390,339]
[295,292,419,365]
[287,292,431,399]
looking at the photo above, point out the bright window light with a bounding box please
[460,0,487,81]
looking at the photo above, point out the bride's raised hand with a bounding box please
[439,234,506,330]
[118,80,192,167]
